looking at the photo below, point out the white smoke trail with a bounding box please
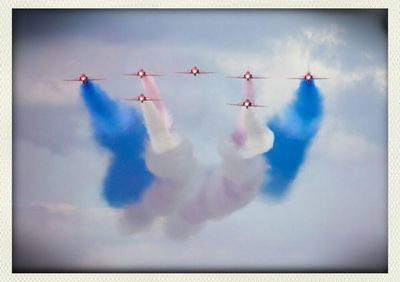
[121,99,198,234]
[141,76,173,130]
[163,111,274,239]
[163,142,268,239]
[239,108,274,158]
[141,102,180,154]
[120,139,198,234]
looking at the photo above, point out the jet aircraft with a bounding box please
[125,93,161,103]
[175,66,215,76]
[64,74,104,84]
[227,98,268,109]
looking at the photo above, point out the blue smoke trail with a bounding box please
[262,80,323,198]
[80,82,154,208]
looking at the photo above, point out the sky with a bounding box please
[12,9,387,272]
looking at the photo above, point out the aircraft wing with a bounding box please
[122,73,139,76]
[124,98,162,101]
[252,104,269,108]
[63,79,81,81]
[64,77,104,81]
[175,71,192,74]
[227,76,244,79]
[200,71,216,74]
[252,76,268,79]
[313,77,329,80]
[146,73,163,76]
[288,77,304,80]
[227,103,243,107]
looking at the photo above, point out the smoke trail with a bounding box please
[231,111,246,147]
[164,140,269,240]
[240,109,274,158]
[262,80,323,198]
[244,80,255,101]
[141,76,172,129]
[231,80,259,147]
[164,106,274,239]
[120,138,198,234]
[118,86,274,238]
[120,89,198,234]
[80,82,154,208]
[141,102,180,154]
[185,141,268,221]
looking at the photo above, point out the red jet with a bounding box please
[288,71,329,84]
[175,66,215,76]
[227,70,268,81]
[227,98,268,109]
[64,73,104,84]
[125,93,161,104]
[122,68,163,78]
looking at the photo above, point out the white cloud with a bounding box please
[13,139,109,207]
[302,25,346,47]
[373,68,388,95]
[29,202,77,216]
[313,118,385,164]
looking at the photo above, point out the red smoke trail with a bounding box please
[231,112,246,147]
[244,80,255,101]
[231,80,255,147]
[141,76,172,129]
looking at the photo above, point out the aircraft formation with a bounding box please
[65,66,328,109]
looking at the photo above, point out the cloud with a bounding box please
[312,117,385,165]
[302,25,346,46]
[13,139,109,208]
[13,103,89,154]
[13,202,121,272]
[29,202,77,216]
[373,68,388,95]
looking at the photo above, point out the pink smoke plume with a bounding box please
[120,139,197,234]
[163,141,268,239]
[231,111,247,147]
[141,76,172,129]
[231,79,255,147]
[244,79,255,101]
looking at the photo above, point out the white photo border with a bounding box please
[1,1,398,281]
